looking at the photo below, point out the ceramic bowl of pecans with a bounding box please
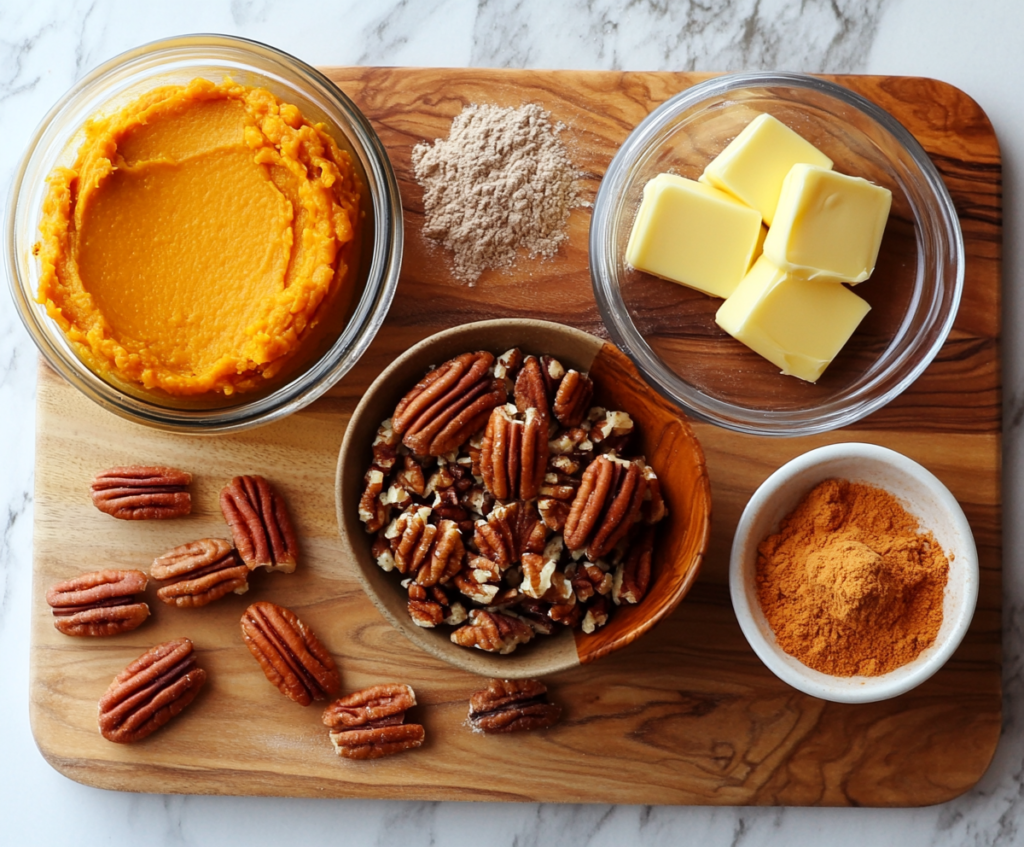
[336,318,712,678]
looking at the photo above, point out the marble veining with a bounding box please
[1,0,1023,845]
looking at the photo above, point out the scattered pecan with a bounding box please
[468,678,561,733]
[46,569,149,637]
[392,351,506,457]
[221,475,299,573]
[328,723,426,760]
[323,683,425,759]
[479,405,548,501]
[90,466,191,520]
[151,538,248,608]
[450,609,535,654]
[473,501,547,569]
[322,683,417,730]
[407,581,467,627]
[563,455,647,559]
[615,525,655,605]
[552,370,594,428]
[240,601,341,706]
[97,637,206,743]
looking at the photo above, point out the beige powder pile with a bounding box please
[411,103,580,284]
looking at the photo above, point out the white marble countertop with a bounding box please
[2,0,1021,844]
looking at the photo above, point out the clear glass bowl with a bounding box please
[590,72,964,436]
[5,34,402,433]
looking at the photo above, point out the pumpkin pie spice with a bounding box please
[756,478,949,677]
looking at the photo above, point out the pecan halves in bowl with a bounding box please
[391,351,507,457]
[240,601,341,706]
[468,678,562,733]
[46,569,150,636]
[450,609,535,654]
[552,370,594,428]
[480,405,548,500]
[563,455,647,559]
[97,637,207,743]
[323,684,425,760]
[220,475,299,573]
[90,466,192,520]
[152,538,249,608]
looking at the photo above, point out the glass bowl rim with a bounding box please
[5,32,403,434]
[589,70,965,437]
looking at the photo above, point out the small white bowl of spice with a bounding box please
[730,442,978,704]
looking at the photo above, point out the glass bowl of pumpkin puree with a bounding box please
[6,34,402,433]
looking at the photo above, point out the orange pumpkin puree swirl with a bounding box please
[35,77,361,396]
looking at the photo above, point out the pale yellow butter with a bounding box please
[762,164,892,283]
[700,113,833,226]
[625,173,763,299]
[715,256,871,383]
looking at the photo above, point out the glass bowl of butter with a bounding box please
[590,72,963,436]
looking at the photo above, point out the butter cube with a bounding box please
[715,256,871,383]
[625,173,763,299]
[763,164,892,283]
[700,113,833,226]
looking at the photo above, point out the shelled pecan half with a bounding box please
[392,351,506,457]
[240,601,341,706]
[323,684,424,760]
[413,518,464,586]
[450,609,535,654]
[151,538,249,608]
[97,638,207,743]
[468,678,561,733]
[220,475,299,573]
[90,466,191,520]
[473,501,547,569]
[563,455,647,559]
[328,723,426,760]
[513,356,552,423]
[46,569,149,636]
[552,370,594,428]
[406,581,467,628]
[614,525,655,605]
[322,683,417,730]
[479,405,548,500]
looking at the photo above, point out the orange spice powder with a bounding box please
[755,478,949,677]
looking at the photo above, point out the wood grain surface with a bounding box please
[30,69,1001,806]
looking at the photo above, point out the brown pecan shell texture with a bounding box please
[91,466,192,520]
[152,538,249,608]
[468,678,562,733]
[220,475,299,573]
[97,637,207,743]
[46,569,150,636]
[240,601,341,706]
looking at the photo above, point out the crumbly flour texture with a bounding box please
[412,103,580,284]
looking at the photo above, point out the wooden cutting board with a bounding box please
[30,69,1001,806]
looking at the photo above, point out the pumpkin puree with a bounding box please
[35,78,361,395]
